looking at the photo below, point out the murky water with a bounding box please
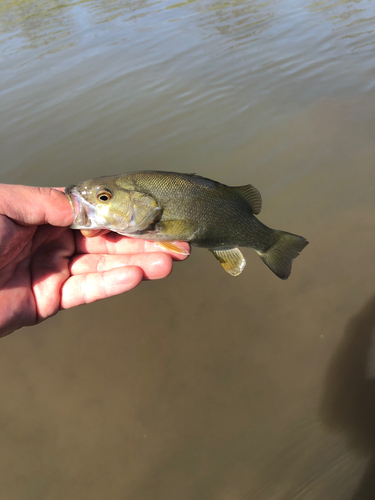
[1,0,375,498]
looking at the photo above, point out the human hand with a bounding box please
[0,184,189,338]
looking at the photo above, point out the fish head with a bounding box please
[65,176,161,234]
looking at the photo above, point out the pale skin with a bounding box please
[0,184,190,338]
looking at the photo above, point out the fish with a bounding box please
[65,171,308,279]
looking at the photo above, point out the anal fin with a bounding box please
[209,247,246,276]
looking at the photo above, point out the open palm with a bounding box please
[0,185,189,337]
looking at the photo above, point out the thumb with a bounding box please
[0,184,73,227]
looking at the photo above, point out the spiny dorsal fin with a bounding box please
[209,247,246,276]
[233,184,262,215]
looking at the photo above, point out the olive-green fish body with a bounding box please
[65,171,308,279]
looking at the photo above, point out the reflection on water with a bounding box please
[308,0,375,50]
[0,0,75,51]
[1,0,375,57]
[1,0,375,498]
[1,0,375,187]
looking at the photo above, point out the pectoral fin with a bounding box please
[80,229,110,238]
[156,241,190,255]
[151,220,196,255]
[153,220,197,241]
[209,247,246,276]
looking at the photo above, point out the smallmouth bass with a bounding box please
[65,171,308,279]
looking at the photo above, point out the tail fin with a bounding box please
[257,231,308,280]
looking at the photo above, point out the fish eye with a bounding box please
[97,189,112,202]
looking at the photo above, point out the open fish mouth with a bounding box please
[65,185,96,229]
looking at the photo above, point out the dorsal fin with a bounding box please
[233,184,262,215]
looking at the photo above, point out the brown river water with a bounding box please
[1,0,375,498]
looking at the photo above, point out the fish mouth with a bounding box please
[65,185,93,228]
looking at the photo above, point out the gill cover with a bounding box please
[126,191,162,233]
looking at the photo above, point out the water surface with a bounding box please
[1,1,375,499]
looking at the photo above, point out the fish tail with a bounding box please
[256,230,308,280]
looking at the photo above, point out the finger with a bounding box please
[60,266,144,309]
[70,252,173,280]
[0,185,73,227]
[74,231,190,261]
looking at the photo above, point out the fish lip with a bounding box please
[64,185,91,228]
